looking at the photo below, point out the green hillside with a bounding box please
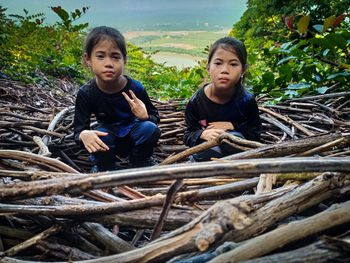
[126,30,229,57]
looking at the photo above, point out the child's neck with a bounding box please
[96,75,127,94]
[205,83,235,104]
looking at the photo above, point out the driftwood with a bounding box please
[81,222,134,253]
[241,236,350,263]
[10,172,345,263]
[1,157,350,201]
[223,132,350,160]
[1,225,62,257]
[1,78,350,262]
[36,239,97,261]
[160,132,265,165]
[209,200,350,262]
[0,178,259,216]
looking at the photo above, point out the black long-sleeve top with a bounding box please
[74,76,159,142]
[183,85,262,147]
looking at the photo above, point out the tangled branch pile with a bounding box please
[0,78,349,262]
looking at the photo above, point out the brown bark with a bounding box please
[2,225,62,257]
[242,237,350,263]
[81,222,134,253]
[0,178,259,216]
[1,157,350,201]
[209,200,350,262]
[223,133,350,160]
[259,106,314,136]
[36,239,97,260]
[160,132,265,165]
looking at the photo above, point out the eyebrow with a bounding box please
[95,50,122,56]
[213,58,239,62]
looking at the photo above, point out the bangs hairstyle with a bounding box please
[208,37,247,67]
[84,26,127,60]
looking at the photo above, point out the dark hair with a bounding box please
[208,36,248,88]
[84,26,127,60]
[208,37,247,66]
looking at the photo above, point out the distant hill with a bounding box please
[3,0,247,32]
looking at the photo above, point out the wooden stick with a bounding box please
[160,133,265,165]
[259,107,314,136]
[151,179,184,241]
[222,133,350,160]
[238,237,350,263]
[295,138,348,157]
[255,174,275,195]
[0,179,258,216]
[32,136,51,157]
[41,106,74,146]
[208,200,350,263]
[2,225,62,257]
[0,150,78,173]
[82,222,134,253]
[287,91,350,102]
[1,157,350,201]
[260,115,297,139]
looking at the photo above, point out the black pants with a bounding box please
[92,121,160,171]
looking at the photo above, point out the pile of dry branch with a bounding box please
[0,78,349,262]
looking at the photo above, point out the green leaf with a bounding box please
[278,63,292,83]
[323,16,335,33]
[51,6,69,22]
[316,86,329,94]
[277,56,297,65]
[327,72,350,80]
[284,90,299,98]
[322,49,329,56]
[280,41,294,50]
[312,25,323,33]
[287,82,312,90]
[298,16,309,34]
[324,33,347,49]
[262,72,275,85]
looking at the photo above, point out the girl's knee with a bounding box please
[95,128,115,146]
[133,121,160,145]
[140,121,160,136]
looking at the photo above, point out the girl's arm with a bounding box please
[74,89,92,144]
[235,97,262,141]
[142,91,159,123]
[183,101,203,147]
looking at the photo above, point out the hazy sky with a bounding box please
[2,0,248,32]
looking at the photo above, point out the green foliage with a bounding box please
[126,43,208,99]
[4,3,347,103]
[245,12,350,103]
[0,6,89,84]
[0,6,208,99]
[232,0,350,41]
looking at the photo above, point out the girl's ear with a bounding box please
[83,53,91,66]
[206,63,210,75]
[241,64,248,77]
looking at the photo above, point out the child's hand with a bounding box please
[79,130,109,153]
[200,128,226,141]
[122,90,149,121]
[207,121,234,130]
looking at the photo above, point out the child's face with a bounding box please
[207,47,246,91]
[84,39,126,84]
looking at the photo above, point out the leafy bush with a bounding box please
[126,43,208,99]
[242,14,350,103]
[0,6,89,84]
[0,6,208,99]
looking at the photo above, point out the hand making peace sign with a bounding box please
[122,90,149,121]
